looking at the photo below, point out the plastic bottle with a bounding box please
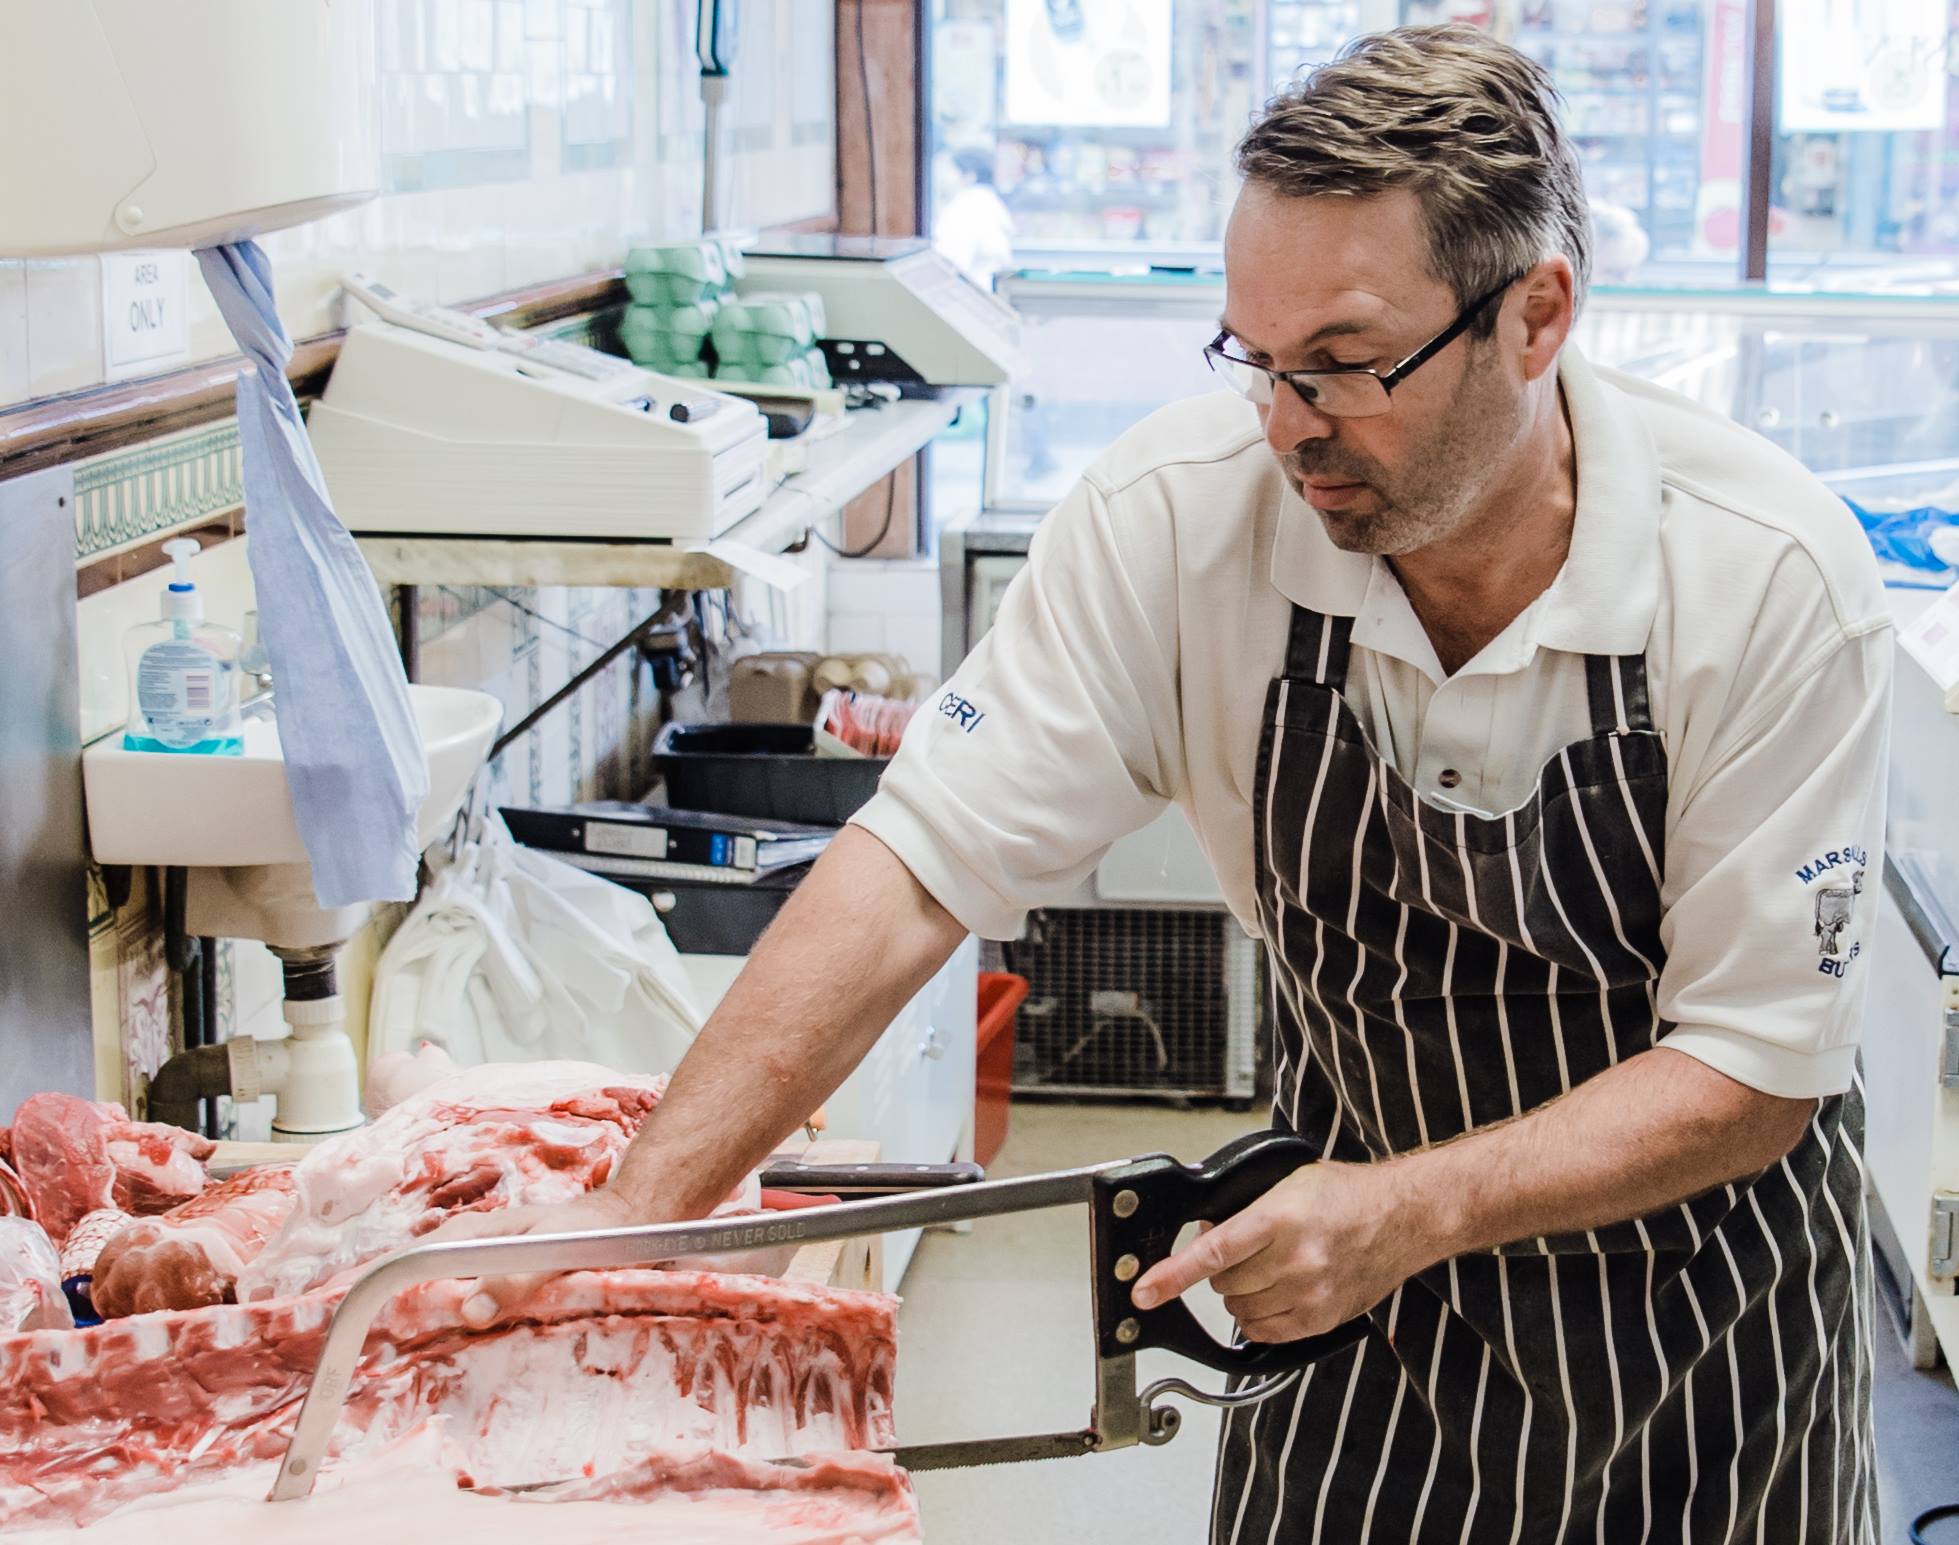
[122,538,244,755]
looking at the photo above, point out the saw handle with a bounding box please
[1092,1130,1368,1376]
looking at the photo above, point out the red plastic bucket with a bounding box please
[974,972,1029,1169]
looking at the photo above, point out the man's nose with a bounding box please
[1262,382,1336,458]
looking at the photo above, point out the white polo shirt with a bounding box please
[853,348,1893,1099]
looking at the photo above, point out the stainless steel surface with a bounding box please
[1092,1349,1145,1451]
[1113,1252,1139,1282]
[1933,1194,1959,1280]
[1139,1368,1302,1423]
[1886,853,1958,973]
[271,1164,1117,1500]
[1114,1316,1140,1345]
[0,465,91,1114]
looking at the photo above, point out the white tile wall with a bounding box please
[0,0,834,413]
[0,263,26,404]
[23,259,105,399]
[826,559,946,684]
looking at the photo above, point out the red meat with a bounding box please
[92,1166,299,1318]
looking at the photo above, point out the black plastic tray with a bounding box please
[651,721,888,826]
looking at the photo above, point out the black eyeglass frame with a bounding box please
[1204,271,1526,415]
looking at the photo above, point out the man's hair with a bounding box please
[1236,26,1592,333]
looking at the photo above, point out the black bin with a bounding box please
[651,722,888,826]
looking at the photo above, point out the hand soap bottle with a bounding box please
[122,539,243,755]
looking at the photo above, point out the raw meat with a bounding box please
[237,1061,672,1302]
[8,1098,115,1244]
[491,1445,921,1538]
[55,1210,130,1283]
[3,1427,921,1544]
[0,1267,898,1533]
[0,1156,32,1222]
[91,1166,298,1318]
[102,1115,214,1213]
[0,1219,71,1334]
[362,1040,459,1116]
[8,1095,212,1244]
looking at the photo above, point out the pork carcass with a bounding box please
[90,1166,298,1317]
[8,1095,212,1243]
[237,1061,676,1302]
[0,1268,900,1533]
[3,1427,921,1544]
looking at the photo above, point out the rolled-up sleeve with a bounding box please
[851,473,1182,939]
[1656,623,1893,1097]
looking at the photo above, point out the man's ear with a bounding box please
[1516,257,1575,383]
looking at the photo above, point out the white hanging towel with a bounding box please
[195,243,427,906]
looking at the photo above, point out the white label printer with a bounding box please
[308,288,770,543]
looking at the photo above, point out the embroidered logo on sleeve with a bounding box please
[935,690,987,734]
[1794,846,1868,977]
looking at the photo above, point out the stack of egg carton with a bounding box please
[620,239,832,390]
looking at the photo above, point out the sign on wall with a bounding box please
[1780,0,1951,133]
[1004,0,1174,129]
[100,251,191,383]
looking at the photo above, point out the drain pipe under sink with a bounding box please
[147,947,363,1140]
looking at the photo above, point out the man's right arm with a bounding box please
[608,825,968,1220]
[452,825,966,1324]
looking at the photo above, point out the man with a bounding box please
[454,26,1890,1542]
[934,145,1016,290]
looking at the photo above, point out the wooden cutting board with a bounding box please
[206,1137,883,1291]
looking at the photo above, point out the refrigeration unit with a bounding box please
[941,509,1257,1105]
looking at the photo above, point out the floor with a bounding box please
[893,1103,1959,1545]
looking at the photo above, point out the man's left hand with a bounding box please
[1128,1160,1436,1343]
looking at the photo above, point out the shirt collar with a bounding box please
[1267,344,1664,674]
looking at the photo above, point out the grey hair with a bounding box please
[1237,26,1593,331]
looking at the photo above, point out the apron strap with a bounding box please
[1283,607,1353,691]
[1584,653,1656,736]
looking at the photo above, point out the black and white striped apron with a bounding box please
[1214,605,1877,1545]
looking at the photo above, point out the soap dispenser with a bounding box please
[123,539,244,755]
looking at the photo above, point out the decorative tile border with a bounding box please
[73,423,244,562]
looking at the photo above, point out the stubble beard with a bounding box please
[1282,349,1523,558]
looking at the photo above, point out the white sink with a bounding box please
[83,685,503,868]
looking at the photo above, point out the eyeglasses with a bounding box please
[1203,273,1524,419]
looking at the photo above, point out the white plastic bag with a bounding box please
[0,1217,74,1334]
[369,817,705,1077]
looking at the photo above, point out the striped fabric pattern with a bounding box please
[1215,606,1877,1544]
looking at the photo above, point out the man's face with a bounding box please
[1220,184,1531,557]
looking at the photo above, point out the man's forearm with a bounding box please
[608,827,968,1221]
[1391,1046,1817,1262]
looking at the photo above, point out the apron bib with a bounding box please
[1214,606,1876,1545]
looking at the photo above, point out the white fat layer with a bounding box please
[3,1434,920,1545]
[237,1064,668,1304]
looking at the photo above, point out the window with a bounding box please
[927,0,1959,293]
[1767,0,1959,288]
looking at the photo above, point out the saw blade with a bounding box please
[879,1429,1104,1471]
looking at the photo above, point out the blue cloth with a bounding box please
[1844,495,1959,573]
[197,243,427,907]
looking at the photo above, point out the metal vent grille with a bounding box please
[1003,909,1258,1101]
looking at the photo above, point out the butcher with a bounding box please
[455,25,1891,1543]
